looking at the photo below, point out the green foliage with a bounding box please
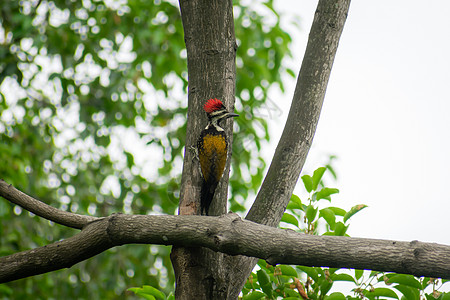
[123,165,450,299]
[241,165,450,299]
[0,0,295,298]
[128,285,174,300]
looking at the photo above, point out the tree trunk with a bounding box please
[171,0,351,299]
[170,0,237,299]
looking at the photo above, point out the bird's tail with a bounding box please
[200,179,218,215]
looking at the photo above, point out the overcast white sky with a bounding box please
[270,0,450,246]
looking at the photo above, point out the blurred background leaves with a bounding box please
[0,0,296,297]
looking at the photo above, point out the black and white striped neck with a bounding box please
[203,106,238,132]
[205,119,225,132]
[206,108,230,132]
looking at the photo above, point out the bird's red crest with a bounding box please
[203,98,224,113]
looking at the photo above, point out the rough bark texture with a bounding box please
[176,0,236,217]
[170,0,237,299]
[223,0,352,297]
[2,212,450,283]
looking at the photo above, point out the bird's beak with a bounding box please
[227,112,239,119]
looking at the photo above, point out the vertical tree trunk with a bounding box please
[170,0,237,299]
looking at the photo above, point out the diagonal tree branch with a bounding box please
[224,0,352,296]
[0,215,112,283]
[0,179,99,229]
[248,0,351,226]
[1,212,450,283]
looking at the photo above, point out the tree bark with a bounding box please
[171,0,237,299]
[2,212,450,283]
[223,0,352,297]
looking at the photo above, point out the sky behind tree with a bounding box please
[272,0,450,245]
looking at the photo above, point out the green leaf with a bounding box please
[128,286,166,300]
[387,274,422,289]
[316,187,339,201]
[256,269,272,297]
[301,175,313,193]
[381,273,397,281]
[319,208,336,229]
[124,151,135,169]
[289,194,303,209]
[333,222,348,236]
[325,292,346,300]
[369,270,382,278]
[286,68,296,78]
[331,273,356,283]
[284,286,302,298]
[364,287,399,299]
[128,287,156,300]
[142,286,166,299]
[0,200,11,217]
[305,204,318,223]
[287,194,302,210]
[322,231,335,236]
[167,293,175,300]
[230,201,246,212]
[326,163,338,180]
[354,269,364,280]
[286,202,302,210]
[312,167,326,190]
[297,266,319,282]
[328,268,339,275]
[394,284,419,300]
[441,292,450,300]
[257,268,271,283]
[257,259,270,270]
[327,207,346,216]
[242,291,265,300]
[343,204,367,223]
[279,265,298,277]
[281,213,299,227]
[421,277,431,289]
[0,284,13,296]
[320,280,333,295]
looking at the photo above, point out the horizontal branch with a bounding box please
[1,213,449,283]
[0,179,98,229]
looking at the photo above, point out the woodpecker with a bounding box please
[197,98,238,215]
